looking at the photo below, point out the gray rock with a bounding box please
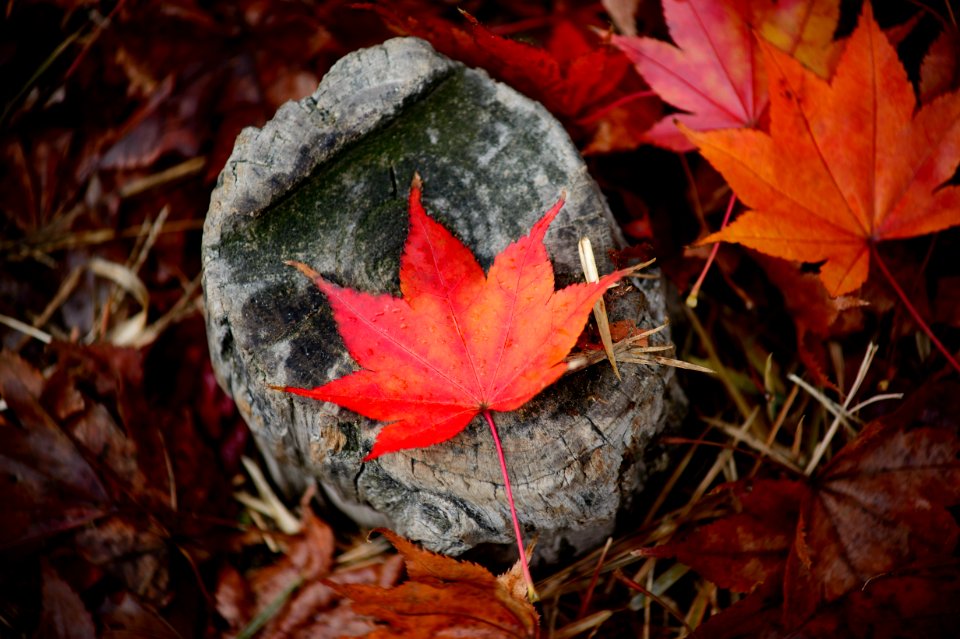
[202,37,683,562]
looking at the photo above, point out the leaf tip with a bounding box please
[285,260,322,283]
[410,171,422,191]
[531,193,567,241]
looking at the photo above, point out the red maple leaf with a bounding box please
[280,175,636,597]
[613,0,840,150]
[282,175,632,461]
[364,5,660,151]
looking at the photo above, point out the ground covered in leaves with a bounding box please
[2,1,959,638]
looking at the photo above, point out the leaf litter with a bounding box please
[2,0,960,637]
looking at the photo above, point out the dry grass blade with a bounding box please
[643,425,709,526]
[702,415,803,473]
[682,304,753,419]
[98,206,170,341]
[579,236,621,380]
[749,384,800,476]
[130,275,202,347]
[627,563,690,611]
[567,322,715,375]
[684,408,758,514]
[614,570,692,635]
[118,157,206,198]
[236,456,301,535]
[14,206,203,348]
[552,610,612,639]
[87,257,149,345]
[335,536,392,566]
[577,537,612,618]
[0,218,202,261]
[0,313,52,344]
[796,342,903,474]
[16,266,83,347]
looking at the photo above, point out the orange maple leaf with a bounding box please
[335,529,540,639]
[688,3,960,297]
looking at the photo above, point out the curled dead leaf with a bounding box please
[334,529,540,639]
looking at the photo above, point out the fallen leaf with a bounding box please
[36,561,96,639]
[335,529,540,639]
[840,563,960,639]
[614,0,840,150]
[366,6,660,149]
[215,506,405,639]
[647,380,960,627]
[603,0,640,36]
[783,380,960,624]
[694,562,960,639]
[689,3,960,296]
[0,351,110,549]
[0,342,237,633]
[74,515,170,602]
[753,252,865,385]
[99,592,181,639]
[282,175,634,460]
[249,507,335,610]
[639,479,805,592]
[920,26,960,103]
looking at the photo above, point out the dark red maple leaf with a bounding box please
[644,381,960,628]
[638,479,805,592]
[364,5,660,150]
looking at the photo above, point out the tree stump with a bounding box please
[202,38,684,561]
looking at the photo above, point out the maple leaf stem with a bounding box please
[482,409,537,602]
[871,246,960,375]
[686,192,737,308]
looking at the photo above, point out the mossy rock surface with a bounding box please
[202,38,683,561]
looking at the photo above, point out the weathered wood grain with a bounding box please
[202,38,683,562]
